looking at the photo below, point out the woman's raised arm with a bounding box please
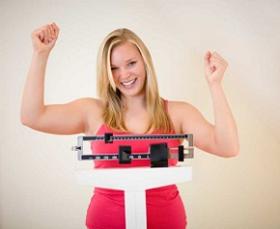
[178,51,239,157]
[20,23,101,135]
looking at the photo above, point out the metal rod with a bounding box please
[83,133,192,141]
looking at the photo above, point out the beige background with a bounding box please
[1,0,280,228]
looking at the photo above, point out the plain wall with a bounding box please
[1,0,280,228]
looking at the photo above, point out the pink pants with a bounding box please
[86,185,187,229]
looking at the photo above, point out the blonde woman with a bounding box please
[21,22,239,229]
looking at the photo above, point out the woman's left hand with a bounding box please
[204,51,228,85]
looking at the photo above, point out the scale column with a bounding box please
[125,190,147,229]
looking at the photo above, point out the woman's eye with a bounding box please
[129,61,136,66]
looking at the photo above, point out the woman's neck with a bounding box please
[121,94,146,112]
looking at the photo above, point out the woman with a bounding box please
[21,22,239,229]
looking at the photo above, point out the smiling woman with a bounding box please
[20,23,239,229]
[110,43,147,99]
[96,28,174,135]
[111,58,139,90]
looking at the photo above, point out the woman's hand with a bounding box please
[204,51,228,86]
[31,22,60,55]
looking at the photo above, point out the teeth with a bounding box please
[121,79,136,86]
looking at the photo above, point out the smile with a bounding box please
[121,78,137,88]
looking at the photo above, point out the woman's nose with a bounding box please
[119,68,131,79]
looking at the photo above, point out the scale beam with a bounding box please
[72,132,194,167]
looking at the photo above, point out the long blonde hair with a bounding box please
[96,28,173,133]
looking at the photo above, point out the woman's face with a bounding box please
[110,42,146,98]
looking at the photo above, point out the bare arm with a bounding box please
[21,51,49,126]
[208,83,239,156]
[180,95,239,157]
[180,51,239,157]
[20,23,101,135]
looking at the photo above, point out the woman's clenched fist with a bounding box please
[31,22,60,55]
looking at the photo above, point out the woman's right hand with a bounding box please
[31,22,60,55]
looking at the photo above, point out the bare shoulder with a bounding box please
[81,97,105,135]
[167,100,199,117]
[167,100,203,133]
[70,97,104,116]
[78,97,105,112]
